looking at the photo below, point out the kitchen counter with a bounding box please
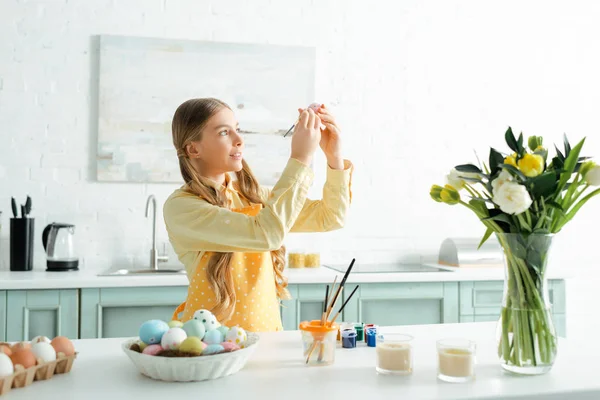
[4,321,597,400]
[0,264,572,290]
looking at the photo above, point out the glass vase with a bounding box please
[495,233,557,375]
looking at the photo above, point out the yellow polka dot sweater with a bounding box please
[164,158,353,332]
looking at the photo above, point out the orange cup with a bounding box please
[299,320,339,366]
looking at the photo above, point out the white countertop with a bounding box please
[0,264,572,290]
[4,321,598,400]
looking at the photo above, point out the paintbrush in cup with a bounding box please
[328,285,359,326]
[325,258,355,321]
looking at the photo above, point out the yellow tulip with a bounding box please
[504,153,518,168]
[440,185,460,205]
[430,185,444,202]
[518,153,544,177]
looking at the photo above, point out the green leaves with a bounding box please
[528,136,543,151]
[505,127,519,153]
[556,137,585,196]
[528,172,557,199]
[489,148,505,176]
[501,163,528,181]
[455,164,482,173]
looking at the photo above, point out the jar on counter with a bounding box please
[304,252,321,268]
[287,250,305,268]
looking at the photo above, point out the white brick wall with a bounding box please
[1,0,600,324]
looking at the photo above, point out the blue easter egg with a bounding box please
[216,325,230,337]
[203,344,225,355]
[139,320,170,345]
[183,319,206,340]
[203,329,224,345]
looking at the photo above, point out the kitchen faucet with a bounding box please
[145,194,169,270]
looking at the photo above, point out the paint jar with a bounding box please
[299,320,339,366]
[437,338,476,383]
[354,323,364,342]
[337,322,356,341]
[366,327,377,347]
[364,324,378,342]
[375,333,413,375]
[341,329,357,348]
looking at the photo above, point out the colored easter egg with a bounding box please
[193,309,219,331]
[225,326,247,347]
[202,344,224,355]
[203,329,224,345]
[179,337,204,356]
[220,342,240,352]
[183,319,206,340]
[161,327,187,350]
[142,344,164,356]
[139,320,170,345]
[168,320,184,328]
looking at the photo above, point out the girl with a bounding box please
[164,98,353,332]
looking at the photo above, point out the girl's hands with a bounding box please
[302,104,343,169]
[290,108,322,166]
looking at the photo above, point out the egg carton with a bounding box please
[0,344,77,397]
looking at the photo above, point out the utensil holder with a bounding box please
[10,218,34,271]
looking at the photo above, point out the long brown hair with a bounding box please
[171,98,289,322]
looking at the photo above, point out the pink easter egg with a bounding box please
[307,102,321,111]
[142,344,164,356]
[220,342,241,352]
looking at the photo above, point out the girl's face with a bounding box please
[188,107,244,176]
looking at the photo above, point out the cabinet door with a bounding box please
[281,284,329,331]
[342,282,459,326]
[80,287,188,339]
[459,280,566,337]
[0,291,6,342]
[6,290,78,341]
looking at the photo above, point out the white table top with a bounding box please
[4,322,597,400]
[0,264,571,290]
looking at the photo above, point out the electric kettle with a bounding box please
[42,223,79,271]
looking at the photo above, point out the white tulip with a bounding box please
[585,165,600,186]
[491,170,514,194]
[446,169,480,191]
[492,181,533,215]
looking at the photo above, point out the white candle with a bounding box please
[375,333,413,375]
[437,338,476,382]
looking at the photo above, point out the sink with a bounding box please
[97,268,186,276]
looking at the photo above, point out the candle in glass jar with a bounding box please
[437,338,476,383]
[375,334,413,375]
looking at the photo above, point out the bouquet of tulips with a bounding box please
[430,127,600,373]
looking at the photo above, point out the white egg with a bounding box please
[225,326,248,346]
[0,353,14,377]
[31,336,51,344]
[160,327,187,350]
[31,342,56,362]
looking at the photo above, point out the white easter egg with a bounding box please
[225,326,247,347]
[193,309,220,332]
[31,342,57,362]
[160,327,187,350]
[31,336,51,344]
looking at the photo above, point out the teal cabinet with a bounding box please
[458,280,566,337]
[342,282,460,326]
[281,284,330,331]
[5,290,78,341]
[80,287,188,339]
[0,291,5,342]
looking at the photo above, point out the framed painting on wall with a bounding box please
[97,34,316,185]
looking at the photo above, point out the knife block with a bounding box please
[10,218,35,271]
